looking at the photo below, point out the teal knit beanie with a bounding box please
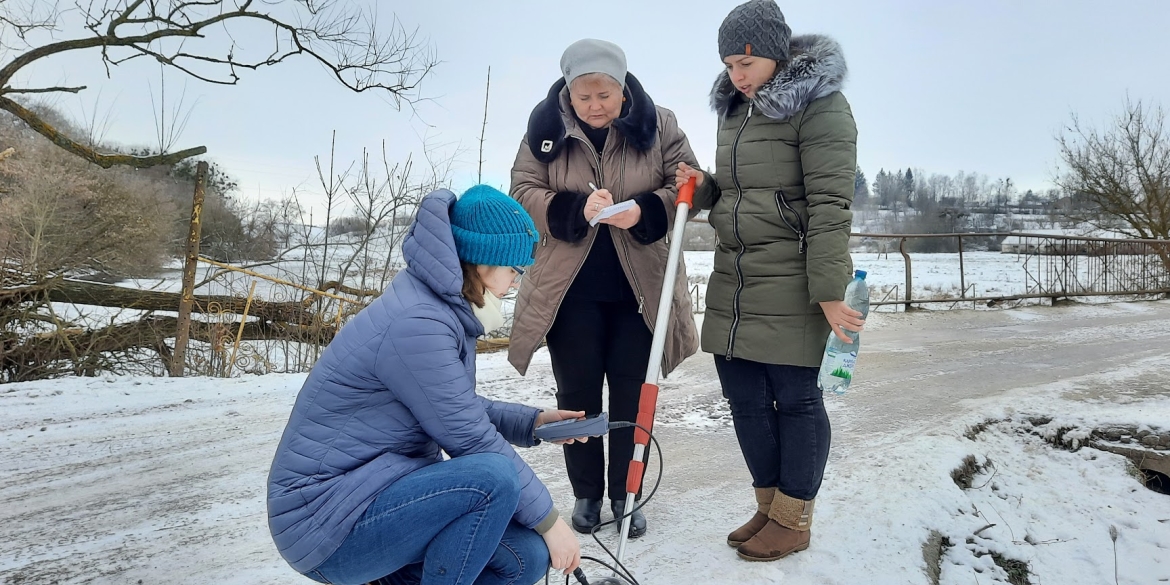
[450,185,539,267]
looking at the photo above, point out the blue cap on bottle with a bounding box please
[855,270,867,279]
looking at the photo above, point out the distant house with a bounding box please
[999,235,1039,254]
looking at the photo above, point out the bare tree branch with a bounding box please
[0,0,61,51]
[1,85,87,94]
[0,0,435,168]
[0,95,207,168]
[478,66,490,183]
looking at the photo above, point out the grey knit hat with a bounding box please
[560,39,627,89]
[718,0,792,62]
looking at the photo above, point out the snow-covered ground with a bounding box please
[3,301,1169,584]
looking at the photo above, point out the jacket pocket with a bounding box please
[774,189,807,255]
[531,231,557,280]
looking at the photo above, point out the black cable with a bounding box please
[466,424,664,585]
[570,422,663,585]
[579,555,636,581]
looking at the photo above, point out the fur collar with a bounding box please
[526,72,657,163]
[710,34,847,121]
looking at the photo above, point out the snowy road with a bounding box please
[2,301,1168,584]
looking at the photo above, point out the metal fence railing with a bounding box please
[129,230,1170,376]
[848,232,1170,310]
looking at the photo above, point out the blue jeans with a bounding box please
[305,453,550,585]
[713,356,831,501]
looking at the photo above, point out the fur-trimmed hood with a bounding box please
[710,34,847,121]
[525,72,657,163]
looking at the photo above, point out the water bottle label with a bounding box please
[825,347,857,380]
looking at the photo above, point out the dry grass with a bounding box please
[951,455,992,490]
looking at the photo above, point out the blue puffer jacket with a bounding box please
[267,189,555,574]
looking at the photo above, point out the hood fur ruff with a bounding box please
[711,34,847,121]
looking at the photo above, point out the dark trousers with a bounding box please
[713,356,831,501]
[545,297,652,501]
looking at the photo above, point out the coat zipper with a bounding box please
[613,146,647,314]
[726,102,754,360]
[775,189,807,254]
[618,236,646,314]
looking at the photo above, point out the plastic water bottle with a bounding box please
[817,270,870,394]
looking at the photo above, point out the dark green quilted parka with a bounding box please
[693,34,857,367]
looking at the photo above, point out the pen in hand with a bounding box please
[587,183,603,225]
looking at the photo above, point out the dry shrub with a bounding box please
[0,139,174,278]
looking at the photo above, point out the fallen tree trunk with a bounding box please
[39,279,320,322]
[1,272,517,381]
[1,316,340,382]
[54,316,334,350]
[12,323,509,365]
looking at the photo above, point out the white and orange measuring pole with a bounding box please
[613,177,696,566]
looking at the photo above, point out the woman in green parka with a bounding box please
[676,0,864,563]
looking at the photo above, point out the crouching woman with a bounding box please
[268,185,585,585]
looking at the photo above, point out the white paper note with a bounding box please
[588,199,637,226]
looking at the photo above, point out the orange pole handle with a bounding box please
[676,176,696,208]
[634,383,658,446]
[626,460,646,494]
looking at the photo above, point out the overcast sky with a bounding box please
[14,0,1170,218]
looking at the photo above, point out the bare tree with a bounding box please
[340,144,419,293]
[318,134,456,293]
[74,88,118,148]
[0,0,436,168]
[478,66,490,183]
[927,173,956,207]
[1057,99,1170,243]
[956,171,988,205]
[313,131,353,289]
[0,138,173,277]
[149,66,200,156]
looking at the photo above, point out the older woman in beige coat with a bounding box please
[508,39,699,539]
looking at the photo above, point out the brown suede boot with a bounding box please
[727,487,775,547]
[736,492,814,562]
